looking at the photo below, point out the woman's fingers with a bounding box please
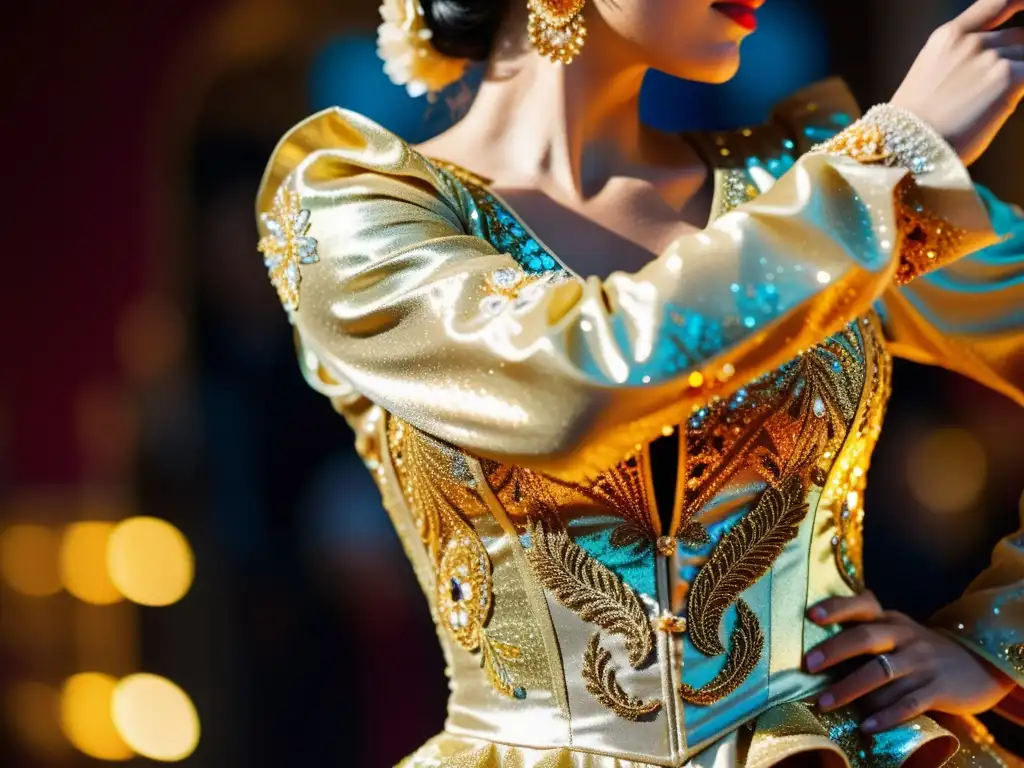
[861,674,925,713]
[805,621,916,673]
[807,591,884,625]
[982,26,1024,48]
[818,655,908,711]
[956,0,1024,32]
[860,685,940,733]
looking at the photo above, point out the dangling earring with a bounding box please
[527,0,587,65]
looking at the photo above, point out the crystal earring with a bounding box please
[527,0,587,64]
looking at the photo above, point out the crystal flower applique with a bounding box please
[258,188,319,317]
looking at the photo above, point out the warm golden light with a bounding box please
[113,674,200,762]
[6,682,68,759]
[60,674,133,761]
[107,517,194,607]
[60,523,123,605]
[0,525,62,597]
[907,428,987,515]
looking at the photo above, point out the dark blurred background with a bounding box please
[0,1,1021,766]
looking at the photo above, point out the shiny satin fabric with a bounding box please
[258,86,995,484]
[257,79,1024,767]
[401,707,1023,767]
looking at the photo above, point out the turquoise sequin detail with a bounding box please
[570,516,657,598]
[437,167,562,276]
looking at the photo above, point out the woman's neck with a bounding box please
[442,15,654,200]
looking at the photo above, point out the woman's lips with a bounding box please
[711,2,760,32]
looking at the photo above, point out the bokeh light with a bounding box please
[61,523,123,605]
[907,428,987,515]
[113,674,200,762]
[0,525,62,597]
[6,682,68,759]
[117,295,186,385]
[108,517,194,607]
[60,673,133,761]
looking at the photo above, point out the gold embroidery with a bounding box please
[486,454,659,552]
[257,187,319,315]
[816,122,891,165]
[680,600,764,705]
[437,535,492,651]
[526,519,654,668]
[480,634,525,700]
[893,180,968,285]
[821,317,891,591]
[687,477,808,658]
[753,333,861,488]
[612,523,655,554]
[583,633,662,721]
[388,417,526,698]
[680,522,711,548]
[483,462,567,520]
[592,452,658,545]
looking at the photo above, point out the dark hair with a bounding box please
[421,0,511,61]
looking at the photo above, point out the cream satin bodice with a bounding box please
[256,80,1024,766]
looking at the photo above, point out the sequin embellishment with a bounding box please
[813,104,948,175]
[258,187,319,316]
[432,163,562,276]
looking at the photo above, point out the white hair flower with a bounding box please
[377,0,469,98]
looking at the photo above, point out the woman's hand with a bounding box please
[891,0,1023,165]
[804,591,1015,733]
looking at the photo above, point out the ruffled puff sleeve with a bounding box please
[255,103,996,483]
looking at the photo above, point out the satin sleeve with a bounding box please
[256,107,995,481]
[931,505,1024,723]
[879,185,1024,407]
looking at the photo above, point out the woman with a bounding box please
[256,0,1024,764]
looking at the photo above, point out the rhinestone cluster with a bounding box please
[258,187,319,318]
[813,104,948,175]
[437,537,491,650]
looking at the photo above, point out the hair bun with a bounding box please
[421,0,510,62]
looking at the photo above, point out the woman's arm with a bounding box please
[257,106,994,481]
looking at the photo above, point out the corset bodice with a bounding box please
[345,303,891,764]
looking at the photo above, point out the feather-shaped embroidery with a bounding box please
[687,477,808,656]
[610,522,652,553]
[481,633,525,700]
[526,519,654,668]
[680,600,764,705]
[583,633,662,720]
[588,454,658,540]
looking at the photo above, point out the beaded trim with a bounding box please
[812,104,950,175]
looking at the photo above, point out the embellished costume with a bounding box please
[256,79,1024,766]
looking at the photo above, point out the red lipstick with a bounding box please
[711,0,763,32]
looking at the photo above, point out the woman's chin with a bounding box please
[659,52,741,85]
